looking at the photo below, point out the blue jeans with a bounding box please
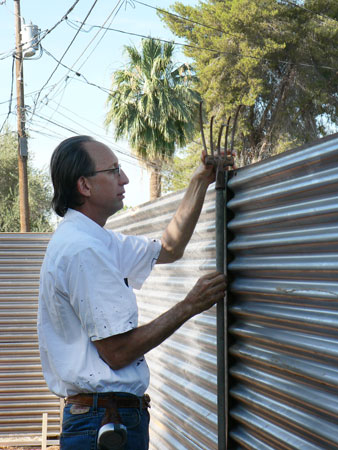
[60,393,150,450]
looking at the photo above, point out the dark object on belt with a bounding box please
[65,393,150,450]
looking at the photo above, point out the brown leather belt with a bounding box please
[65,393,151,410]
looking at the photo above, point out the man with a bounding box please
[38,135,227,450]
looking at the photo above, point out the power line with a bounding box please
[24,51,194,167]
[29,121,144,170]
[0,55,15,133]
[35,0,82,45]
[30,0,100,122]
[281,0,338,24]
[41,46,111,94]
[131,0,224,34]
[67,19,338,72]
[39,102,158,168]
[0,81,61,106]
[27,108,157,169]
[33,1,125,120]
[32,112,79,135]
[29,125,67,142]
[72,0,125,72]
[0,0,81,61]
[42,77,71,124]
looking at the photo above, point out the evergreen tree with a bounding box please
[162,143,201,194]
[159,0,338,165]
[0,131,53,232]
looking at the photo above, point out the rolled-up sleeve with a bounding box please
[67,247,138,341]
[113,233,162,289]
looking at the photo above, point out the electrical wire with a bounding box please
[26,104,158,169]
[23,30,337,165]
[31,0,125,126]
[29,125,67,141]
[32,111,81,134]
[26,64,190,169]
[30,0,100,122]
[30,131,152,171]
[30,101,158,168]
[0,49,15,60]
[67,19,338,72]
[29,120,140,168]
[4,0,335,174]
[45,100,158,167]
[0,55,15,133]
[44,76,72,123]
[71,0,125,72]
[0,0,81,63]
[35,0,82,45]
[26,46,110,133]
[41,46,111,94]
[281,0,338,24]
[130,0,224,34]
[38,76,75,110]
[0,81,62,106]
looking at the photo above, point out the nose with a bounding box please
[119,168,129,185]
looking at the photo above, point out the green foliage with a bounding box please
[105,38,200,162]
[160,0,338,165]
[0,132,53,232]
[162,142,201,193]
[105,38,201,198]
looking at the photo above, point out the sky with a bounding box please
[0,0,197,208]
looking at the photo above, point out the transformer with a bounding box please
[21,20,40,58]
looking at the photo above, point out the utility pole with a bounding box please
[14,0,30,232]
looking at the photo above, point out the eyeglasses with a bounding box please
[85,164,121,177]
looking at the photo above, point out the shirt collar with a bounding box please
[63,209,111,246]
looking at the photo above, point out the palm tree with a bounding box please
[105,38,200,200]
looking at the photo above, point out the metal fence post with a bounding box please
[216,185,227,450]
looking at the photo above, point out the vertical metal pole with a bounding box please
[224,171,229,448]
[14,0,30,232]
[216,183,226,450]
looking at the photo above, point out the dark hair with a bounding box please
[50,135,96,217]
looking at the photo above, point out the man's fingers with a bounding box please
[199,271,227,294]
[201,270,226,280]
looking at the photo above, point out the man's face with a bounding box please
[83,141,129,218]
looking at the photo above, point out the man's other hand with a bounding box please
[183,271,227,316]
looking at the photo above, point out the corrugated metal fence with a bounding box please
[0,233,60,441]
[227,133,338,449]
[106,189,219,449]
[108,133,338,449]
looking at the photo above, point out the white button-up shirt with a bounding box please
[38,209,161,397]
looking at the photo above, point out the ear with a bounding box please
[77,176,92,198]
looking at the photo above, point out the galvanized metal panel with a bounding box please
[227,133,338,449]
[0,232,60,439]
[106,188,219,450]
